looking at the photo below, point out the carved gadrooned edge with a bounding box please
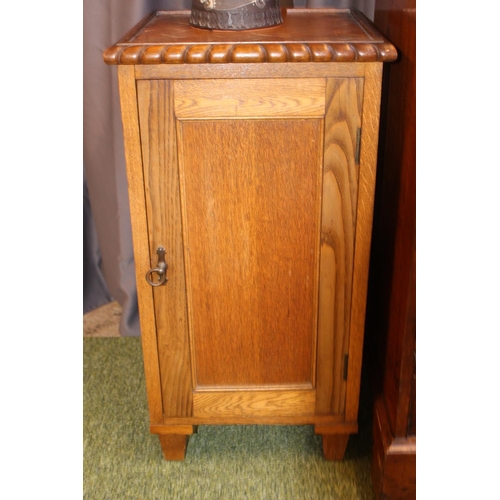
[103,42,398,65]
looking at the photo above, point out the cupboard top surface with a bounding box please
[103,9,397,65]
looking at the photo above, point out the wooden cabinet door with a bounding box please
[137,77,363,423]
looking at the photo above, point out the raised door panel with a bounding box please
[137,77,363,421]
[178,117,322,389]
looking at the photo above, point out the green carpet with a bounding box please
[84,338,375,499]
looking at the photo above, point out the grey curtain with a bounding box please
[83,0,374,336]
[83,0,192,336]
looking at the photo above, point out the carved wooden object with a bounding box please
[104,8,396,461]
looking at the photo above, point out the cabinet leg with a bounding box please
[320,434,350,461]
[158,434,188,461]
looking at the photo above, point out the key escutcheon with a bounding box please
[145,246,168,287]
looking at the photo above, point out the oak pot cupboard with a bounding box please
[104,8,396,461]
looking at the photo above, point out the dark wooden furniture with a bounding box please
[104,9,396,461]
[365,0,416,498]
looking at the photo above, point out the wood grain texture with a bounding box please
[159,413,344,426]
[117,66,163,425]
[345,62,383,423]
[371,398,416,499]
[178,117,322,388]
[367,0,416,494]
[193,390,315,418]
[103,10,397,65]
[316,77,363,415]
[314,422,358,435]
[137,79,193,418]
[370,0,416,440]
[320,434,350,460]
[173,79,325,119]
[158,434,188,461]
[150,424,197,435]
[135,62,366,81]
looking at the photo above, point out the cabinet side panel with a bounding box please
[137,79,193,418]
[179,118,322,388]
[316,77,364,415]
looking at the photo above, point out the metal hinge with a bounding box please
[355,128,362,165]
[343,354,349,381]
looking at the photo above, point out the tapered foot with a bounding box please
[158,434,188,461]
[320,434,350,460]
